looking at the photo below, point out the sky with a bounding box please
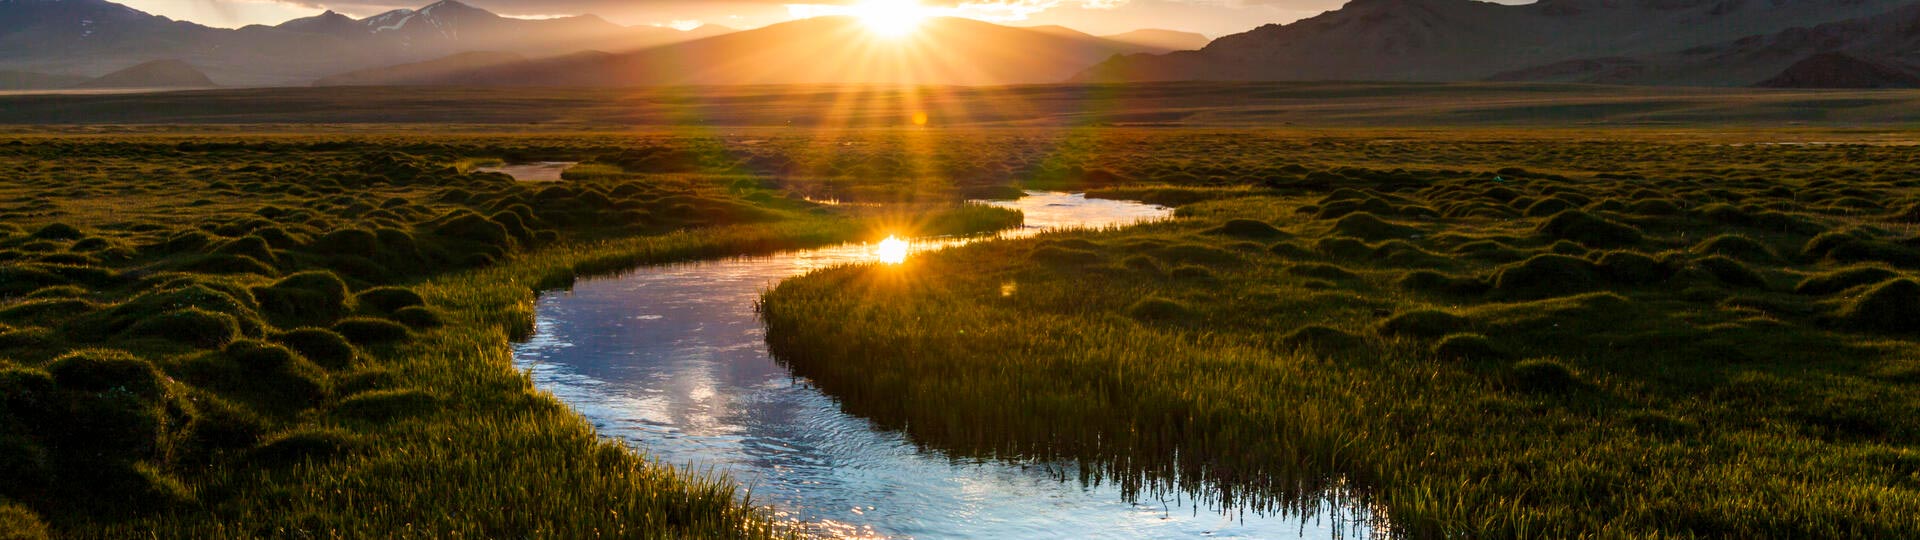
[112,0,1360,37]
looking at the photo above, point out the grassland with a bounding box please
[0,132,1021,538]
[759,130,1920,537]
[4,125,1919,538]
[0,82,1919,127]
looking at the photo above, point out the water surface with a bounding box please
[512,192,1369,539]
[478,161,576,182]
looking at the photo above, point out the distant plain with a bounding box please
[1,82,1919,128]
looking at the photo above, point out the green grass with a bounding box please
[73,221,865,538]
[0,133,1022,538]
[9,127,1920,537]
[761,141,1920,537]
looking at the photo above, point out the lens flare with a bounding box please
[875,235,909,264]
[854,0,929,37]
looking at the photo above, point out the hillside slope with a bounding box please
[72,59,214,88]
[1075,0,1920,87]
[417,16,1162,86]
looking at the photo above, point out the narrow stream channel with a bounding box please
[511,192,1370,539]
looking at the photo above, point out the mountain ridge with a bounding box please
[1101,29,1210,51]
[0,0,727,86]
[1074,0,1920,87]
[72,58,213,88]
[5,0,1911,88]
[356,15,1176,87]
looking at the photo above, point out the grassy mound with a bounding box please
[253,271,352,325]
[1489,254,1596,298]
[124,308,240,348]
[1376,309,1471,338]
[389,306,446,329]
[1280,325,1367,354]
[1329,213,1420,241]
[354,286,425,313]
[1837,278,1920,334]
[1594,250,1669,284]
[1796,266,1901,295]
[1431,333,1507,362]
[331,318,410,345]
[1693,234,1779,263]
[46,349,163,399]
[1537,210,1643,247]
[1509,358,1583,393]
[1206,219,1287,238]
[1127,297,1195,323]
[273,328,357,370]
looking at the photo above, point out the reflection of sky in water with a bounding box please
[476,161,576,182]
[512,192,1372,539]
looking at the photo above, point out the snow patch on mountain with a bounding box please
[365,9,415,32]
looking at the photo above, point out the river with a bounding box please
[511,192,1368,539]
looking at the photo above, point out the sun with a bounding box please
[852,0,930,38]
[875,235,909,264]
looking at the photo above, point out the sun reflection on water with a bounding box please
[875,235,909,264]
[510,193,1361,540]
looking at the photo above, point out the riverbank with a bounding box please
[84,222,868,538]
[761,137,1920,536]
[0,134,1017,538]
[508,192,1358,539]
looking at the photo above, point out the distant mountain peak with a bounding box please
[420,0,484,14]
[275,7,365,34]
[361,0,511,36]
[362,8,418,32]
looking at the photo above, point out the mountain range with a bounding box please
[5,0,1919,89]
[0,0,727,86]
[331,16,1189,87]
[1076,0,1920,88]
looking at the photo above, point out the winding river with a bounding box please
[511,192,1369,539]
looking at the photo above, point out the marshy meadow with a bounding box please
[3,126,1920,538]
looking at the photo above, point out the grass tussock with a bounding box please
[0,133,1010,537]
[12,128,1920,538]
[760,136,1920,538]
